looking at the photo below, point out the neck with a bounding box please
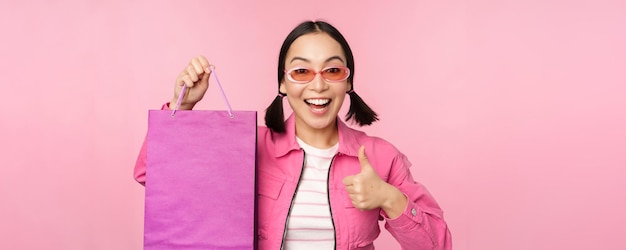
[295,119,339,149]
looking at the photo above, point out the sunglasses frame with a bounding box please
[284,65,351,84]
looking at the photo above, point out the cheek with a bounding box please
[333,95,347,107]
[285,95,297,107]
[285,83,307,96]
[337,83,351,96]
[284,86,305,107]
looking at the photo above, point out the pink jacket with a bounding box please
[134,110,452,249]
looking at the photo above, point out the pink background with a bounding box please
[1,1,625,249]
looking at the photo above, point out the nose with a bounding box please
[309,72,329,92]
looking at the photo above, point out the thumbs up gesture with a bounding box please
[343,146,404,212]
[343,146,408,219]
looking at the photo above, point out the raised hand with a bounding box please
[343,146,388,210]
[342,146,408,218]
[169,55,212,110]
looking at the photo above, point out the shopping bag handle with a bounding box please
[171,65,234,118]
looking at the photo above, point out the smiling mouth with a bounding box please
[305,98,331,109]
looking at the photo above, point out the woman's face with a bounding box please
[280,32,351,134]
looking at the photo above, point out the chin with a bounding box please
[305,117,337,130]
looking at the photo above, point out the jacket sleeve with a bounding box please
[380,153,452,250]
[133,103,171,185]
[133,135,147,185]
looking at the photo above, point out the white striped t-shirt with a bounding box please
[284,138,338,249]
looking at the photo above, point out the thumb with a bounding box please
[198,67,211,87]
[358,145,372,172]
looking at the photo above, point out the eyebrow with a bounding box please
[289,56,345,64]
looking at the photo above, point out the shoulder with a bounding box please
[257,125,282,142]
[344,125,400,154]
[257,125,273,145]
[340,125,405,164]
[343,127,413,180]
[258,125,270,135]
[256,125,289,152]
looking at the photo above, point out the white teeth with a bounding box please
[306,99,330,105]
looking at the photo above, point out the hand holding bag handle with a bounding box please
[172,65,234,118]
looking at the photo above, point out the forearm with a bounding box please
[385,206,452,250]
[380,184,408,219]
[383,153,451,249]
[133,136,147,185]
[382,187,451,249]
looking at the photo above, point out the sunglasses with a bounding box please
[284,66,350,84]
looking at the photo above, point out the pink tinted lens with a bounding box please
[289,68,316,82]
[321,67,349,81]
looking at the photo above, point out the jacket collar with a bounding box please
[274,114,361,158]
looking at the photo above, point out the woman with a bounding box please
[134,20,451,249]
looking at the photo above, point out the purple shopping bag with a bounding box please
[144,67,256,250]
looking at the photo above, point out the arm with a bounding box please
[382,153,452,250]
[342,146,451,249]
[133,134,148,185]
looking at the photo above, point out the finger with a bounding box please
[344,184,354,191]
[175,76,185,87]
[175,70,188,86]
[358,145,372,171]
[182,75,194,88]
[197,68,210,88]
[197,55,211,73]
[352,200,362,209]
[348,193,358,202]
[191,58,205,77]
[349,193,365,204]
[186,65,199,82]
[350,199,361,209]
[342,175,354,186]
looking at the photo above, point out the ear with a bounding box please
[347,81,352,92]
[279,81,287,95]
